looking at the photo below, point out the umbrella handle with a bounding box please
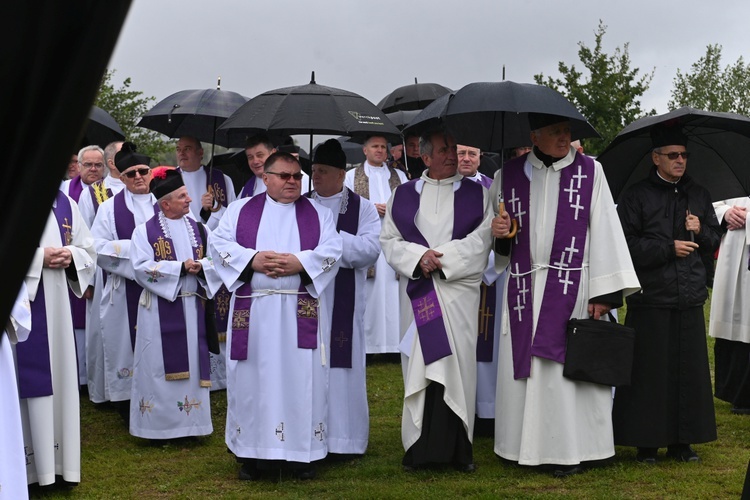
[207,185,222,213]
[499,201,518,239]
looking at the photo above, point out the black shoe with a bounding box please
[455,462,476,473]
[292,466,316,480]
[731,406,750,415]
[238,462,259,481]
[636,447,658,464]
[666,444,700,463]
[552,464,584,478]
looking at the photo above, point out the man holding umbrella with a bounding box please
[491,113,639,476]
[613,124,720,463]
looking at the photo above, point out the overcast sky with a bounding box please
[107,0,750,131]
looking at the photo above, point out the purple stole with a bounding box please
[504,152,594,379]
[16,191,73,398]
[467,175,498,362]
[230,195,321,361]
[67,176,84,202]
[239,175,258,199]
[144,214,211,387]
[207,167,230,208]
[327,189,361,369]
[113,191,158,350]
[391,178,485,364]
[67,177,87,329]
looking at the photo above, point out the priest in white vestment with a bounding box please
[710,197,750,412]
[2,283,31,499]
[490,114,639,476]
[381,130,493,472]
[18,191,96,486]
[129,168,222,440]
[210,152,342,480]
[309,139,381,456]
[90,144,156,413]
[345,135,408,356]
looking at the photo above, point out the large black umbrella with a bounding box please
[377,79,452,113]
[401,93,453,138]
[599,107,750,202]
[444,81,599,152]
[385,110,421,131]
[85,105,125,148]
[219,72,402,150]
[137,80,248,147]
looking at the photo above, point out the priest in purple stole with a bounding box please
[381,130,493,472]
[17,190,96,486]
[490,114,639,476]
[210,152,342,480]
[90,143,156,413]
[309,139,381,457]
[129,168,222,441]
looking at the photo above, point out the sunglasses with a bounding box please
[266,171,303,181]
[124,167,151,179]
[655,151,690,160]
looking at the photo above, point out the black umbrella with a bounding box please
[377,79,452,113]
[401,93,453,138]
[219,72,402,150]
[84,106,125,148]
[136,79,248,147]
[385,110,422,131]
[444,81,599,152]
[599,107,750,202]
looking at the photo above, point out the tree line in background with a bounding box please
[97,20,750,161]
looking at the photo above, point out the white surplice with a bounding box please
[345,162,408,354]
[21,195,96,485]
[2,283,31,499]
[710,197,750,343]
[129,214,222,439]
[210,194,342,463]
[90,190,157,402]
[490,148,640,466]
[380,173,493,451]
[312,189,381,454]
[80,176,126,401]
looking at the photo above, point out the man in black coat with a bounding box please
[612,124,721,464]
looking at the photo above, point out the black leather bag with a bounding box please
[563,312,635,387]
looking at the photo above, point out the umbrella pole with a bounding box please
[309,133,314,194]
[497,110,517,238]
[207,114,221,212]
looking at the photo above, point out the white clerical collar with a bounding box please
[656,170,681,185]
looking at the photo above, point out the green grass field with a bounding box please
[29,300,750,499]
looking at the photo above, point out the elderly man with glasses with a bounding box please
[613,124,722,465]
[211,152,342,480]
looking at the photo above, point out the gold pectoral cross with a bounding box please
[62,217,73,245]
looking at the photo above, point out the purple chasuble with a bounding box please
[16,191,72,398]
[391,178,485,364]
[144,214,211,387]
[239,176,258,199]
[327,189,360,369]
[114,191,158,350]
[503,152,594,379]
[230,195,321,360]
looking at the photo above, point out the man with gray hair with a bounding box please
[78,141,125,226]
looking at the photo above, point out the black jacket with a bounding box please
[617,167,721,309]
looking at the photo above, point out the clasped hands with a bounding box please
[252,251,303,278]
[419,249,444,279]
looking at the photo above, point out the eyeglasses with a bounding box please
[124,168,151,179]
[655,151,690,160]
[81,162,104,169]
[265,171,303,181]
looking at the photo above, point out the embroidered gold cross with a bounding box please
[477,285,493,341]
[334,331,348,348]
[298,298,318,318]
[416,297,436,323]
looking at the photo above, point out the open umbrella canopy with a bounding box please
[599,106,750,202]
[219,73,402,148]
[137,85,248,147]
[444,81,599,152]
[377,80,452,113]
[401,93,453,138]
[385,109,422,131]
[84,106,125,148]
